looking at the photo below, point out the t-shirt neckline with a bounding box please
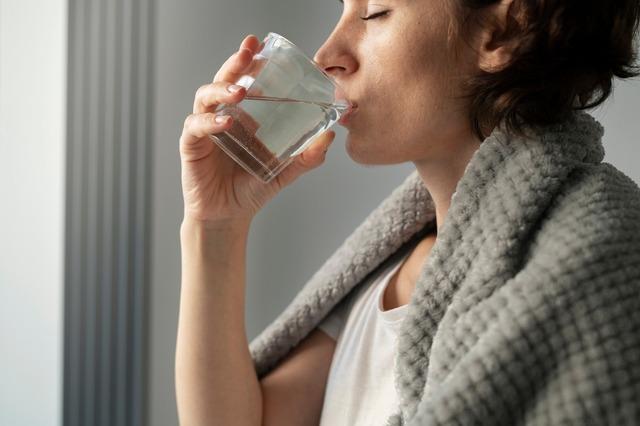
[376,251,411,324]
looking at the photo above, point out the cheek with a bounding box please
[349,18,465,146]
[381,54,453,135]
[356,55,450,144]
[395,30,465,120]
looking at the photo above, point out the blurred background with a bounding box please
[1,0,638,425]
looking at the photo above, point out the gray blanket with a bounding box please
[249,110,640,425]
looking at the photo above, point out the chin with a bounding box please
[344,133,369,163]
[344,134,400,166]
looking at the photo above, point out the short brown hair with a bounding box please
[448,0,640,141]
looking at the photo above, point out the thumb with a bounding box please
[271,130,336,189]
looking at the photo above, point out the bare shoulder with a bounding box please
[260,327,337,426]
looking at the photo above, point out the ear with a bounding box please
[474,0,524,73]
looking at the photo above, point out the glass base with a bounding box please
[209,132,295,184]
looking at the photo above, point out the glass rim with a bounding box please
[265,32,350,106]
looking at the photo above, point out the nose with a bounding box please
[312,50,326,69]
[312,38,358,80]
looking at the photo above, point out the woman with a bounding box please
[175,0,640,424]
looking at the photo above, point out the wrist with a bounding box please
[180,214,252,236]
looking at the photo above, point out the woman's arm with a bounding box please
[175,216,261,426]
[174,33,334,426]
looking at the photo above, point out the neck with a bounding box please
[412,137,482,234]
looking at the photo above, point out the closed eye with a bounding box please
[360,10,389,20]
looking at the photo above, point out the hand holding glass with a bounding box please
[211,32,353,183]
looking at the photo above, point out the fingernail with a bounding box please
[215,115,229,123]
[228,84,243,93]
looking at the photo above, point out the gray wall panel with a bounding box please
[63,0,155,425]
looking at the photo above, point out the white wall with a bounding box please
[0,1,67,426]
[591,76,640,183]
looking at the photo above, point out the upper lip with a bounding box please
[334,87,357,110]
[341,101,358,118]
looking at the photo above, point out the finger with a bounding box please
[180,113,233,147]
[296,130,335,168]
[213,34,262,84]
[272,131,336,189]
[239,33,263,55]
[193,80,246,114]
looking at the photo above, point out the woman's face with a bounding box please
[313,0,482,164]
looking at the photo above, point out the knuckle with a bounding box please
[198,114,210,127]
[195,84,208,98]
[216,80,231,92]
[179,130,190,146]
[183,114,195,130]
[203,113,216,123]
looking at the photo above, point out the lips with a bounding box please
[338,105,358,125]
[333,87,357,125]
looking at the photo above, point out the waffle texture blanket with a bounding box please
[248,110,640,425]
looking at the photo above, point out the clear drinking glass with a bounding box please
[211,32,353,183]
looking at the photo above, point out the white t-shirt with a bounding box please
[317,248,412,426]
